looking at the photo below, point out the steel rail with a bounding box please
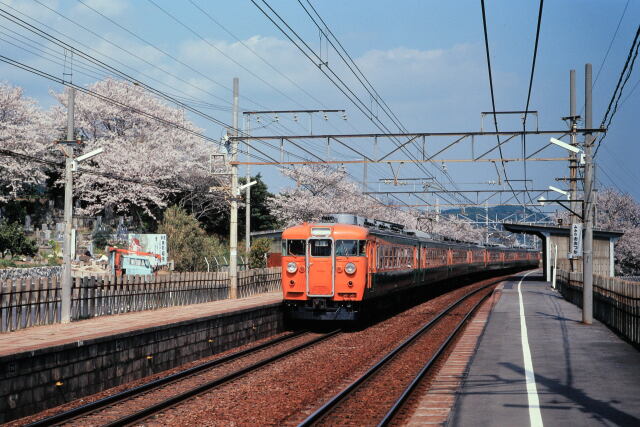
[104,329,341,427]
[297,280,500,426]
[27,330,309,427]
[378,288,494,426]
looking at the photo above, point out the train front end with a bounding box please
[281,223,369,321]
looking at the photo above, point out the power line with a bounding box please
[479,0,523,207]
[28,0,242,107]
[0,7,424,218]
[0,9,388,204]
[594,24,640,158]
[297,0,404,133]
[0,148,221,194]
[619,77,640,105]
[521,0,544,207]
[187,0,327,108]
[72,0,381,184]
[593,0,631,88]
[143,0,312,110]
[0,54,283,165]
[0,0,251,114]
[295,0,476,205]
[252,0,472,207]
[298,0,477,207]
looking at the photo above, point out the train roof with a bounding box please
[281,213,538,252]
[281,223,369,240]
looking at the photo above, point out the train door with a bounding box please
[306,238,334,297]
[366,240,376,289]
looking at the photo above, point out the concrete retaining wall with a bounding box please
[0,303,284,423]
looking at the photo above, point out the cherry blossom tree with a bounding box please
[596,188,640,275]
[268,165,483,242]
[0,82,54,201]
[49,79,226,219]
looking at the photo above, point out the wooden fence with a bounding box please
[0,267,281,332]
[557,270,640,346]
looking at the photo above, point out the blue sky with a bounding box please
[1,0,638,212]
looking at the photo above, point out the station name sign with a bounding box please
[568,223,583,259]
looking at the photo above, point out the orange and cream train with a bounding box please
[281,214,539,321]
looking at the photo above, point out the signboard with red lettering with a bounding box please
[128,234,168,265]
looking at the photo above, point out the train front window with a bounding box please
[284,239,306,256]
[336,240,358,256]
[310,239,332,257]
[335,240,367,256]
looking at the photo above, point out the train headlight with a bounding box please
[286,262,298,273]
[345,262,357,274]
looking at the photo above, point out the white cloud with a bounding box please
[73,0,129,17]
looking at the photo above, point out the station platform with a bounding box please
[0,291,283,422]
[0,291,282,357]
[450,272,640,426]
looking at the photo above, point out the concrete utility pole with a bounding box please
[245,115,251,255]
[229,77,239,299]
[569,69,578,272]
[485,201,489,245]
[583,63,594,325]
[61,88,75,323]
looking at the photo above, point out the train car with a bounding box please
[281,214,539,321]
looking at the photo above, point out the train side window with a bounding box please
[310,239,332,257]
[285,240,306,256]
[336,240,358,256]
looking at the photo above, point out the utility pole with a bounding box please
[583,63,594,325]
[569,70,578,217]
[61,88,75,323]
[569,69,578,273]
[245,115,251,255]
[485,201,489,245]
[229,78,239,299]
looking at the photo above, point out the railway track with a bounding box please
[298,282,496,426]
[27,329,340,427]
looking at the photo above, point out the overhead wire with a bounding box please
[0,5,384,203]
[479,0,524,208]
[0,148,225,195]
[593,24,640,158]
[1,3,467,226]
[521,0,544,207]
[251,0,472,208]
[593,0,631,88]
[297,0,476,207]
[74,0,387,189]
[0,54,282,164]
[0,0,237,109]
[82,0,304,110]
[186,0,327,108]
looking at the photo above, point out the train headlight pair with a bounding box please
[344,262,357,275]
[287,262,298,273]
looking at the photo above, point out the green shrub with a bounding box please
[0,220,38,258]
[249,238,271,269]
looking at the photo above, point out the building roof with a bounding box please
[503,222,624,239]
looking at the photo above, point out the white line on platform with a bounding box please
[518,271,544,427]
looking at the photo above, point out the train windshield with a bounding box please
[310,239,332,257]
[335,240,367,256]
[283,239,306,256]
